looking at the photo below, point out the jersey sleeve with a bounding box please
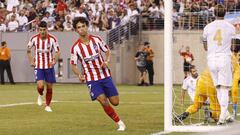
[98,38,109,52]
[70,46,78,65]
[53,39,60,53]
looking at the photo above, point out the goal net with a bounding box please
[161,0,240,134]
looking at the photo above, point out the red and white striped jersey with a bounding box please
[27,34,60,69]
[70,35,111,82]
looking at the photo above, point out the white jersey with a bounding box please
[27,34,60,69]
[182,76,198,102]
[203,20,235,59]
[70,35,111,82]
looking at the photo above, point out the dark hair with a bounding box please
[214,4,226,17]
[144,41,150,46]
[1,41,6,46]
[39,21,47,28]
[73,17,89,29]
[190,65,196,71]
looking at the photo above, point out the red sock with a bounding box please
[46,88,53,106]
[37,87,44,95]
[103,105,120,123]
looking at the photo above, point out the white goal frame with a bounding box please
[160,0,225,134]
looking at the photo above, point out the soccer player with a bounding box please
[202,4,236,124]
[70,17,126,131]
[181,65,199,105]
[27,21,60,112]
[231,36,240,118]
[175,69,234,123]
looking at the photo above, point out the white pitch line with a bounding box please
[0,100,163,108]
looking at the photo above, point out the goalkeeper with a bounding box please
[175,69,221,122]
[231,36,240,118]
[175,55,240,123]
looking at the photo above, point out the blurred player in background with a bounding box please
[181,65,199,105]
[178,45,194,78]
[70,17,126,131]
[202,4,236,125]
[27,21,60,112]
[231,36,240,118]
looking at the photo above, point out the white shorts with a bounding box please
[207,55,232,87]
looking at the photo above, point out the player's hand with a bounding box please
[50,59,56,67]
[78,74,85,83]
[101,61,109,68]
[30,61,35,67]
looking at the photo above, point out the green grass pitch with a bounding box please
[0,84,190,135]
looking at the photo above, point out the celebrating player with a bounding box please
[27,21,60,112]
[202,4,236,124]
[70,17,126,131]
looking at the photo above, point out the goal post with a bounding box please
[163,0,225,133]
[164,0,173,132]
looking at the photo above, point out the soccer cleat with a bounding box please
[204,107,211,124]
[217,119,225,125]
[226,115,234,123]
[44,106,52,112]
[117,120,126,131]
[174,112,189,122]
[37,95,43,106]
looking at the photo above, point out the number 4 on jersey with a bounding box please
[214,29,223,46]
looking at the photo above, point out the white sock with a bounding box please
[219,87,229,121]
[117,120,124,125]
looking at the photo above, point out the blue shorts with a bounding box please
[34,68,56,83]
[86,77,119,101]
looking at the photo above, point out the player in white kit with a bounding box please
[181,65,199,105]
[202,4,236,124]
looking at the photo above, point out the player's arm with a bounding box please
[202,26,208,51]
[52,40,61,66]
[98,37,111,68]
[178,45,184,55]
[70,47,84,82]
[27,47,35,67]
[101,49,110,68]
[71,64,85,82]
[181,89,186,106]
[181,79,188,105]
[203,41,207,51]
[52,51,61,66]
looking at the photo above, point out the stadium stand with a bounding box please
[0,0,240,33]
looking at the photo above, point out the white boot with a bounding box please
[117,120,126,131]
[44,106,52,112]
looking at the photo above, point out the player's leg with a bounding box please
[97,94,125,131]
[35,69,45,106]
[44,68,56,112]
[44,83,53,112]
[101,77,126,131]
[209,91,220,122]
[217,56,233,124]
[232,74,239,118]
